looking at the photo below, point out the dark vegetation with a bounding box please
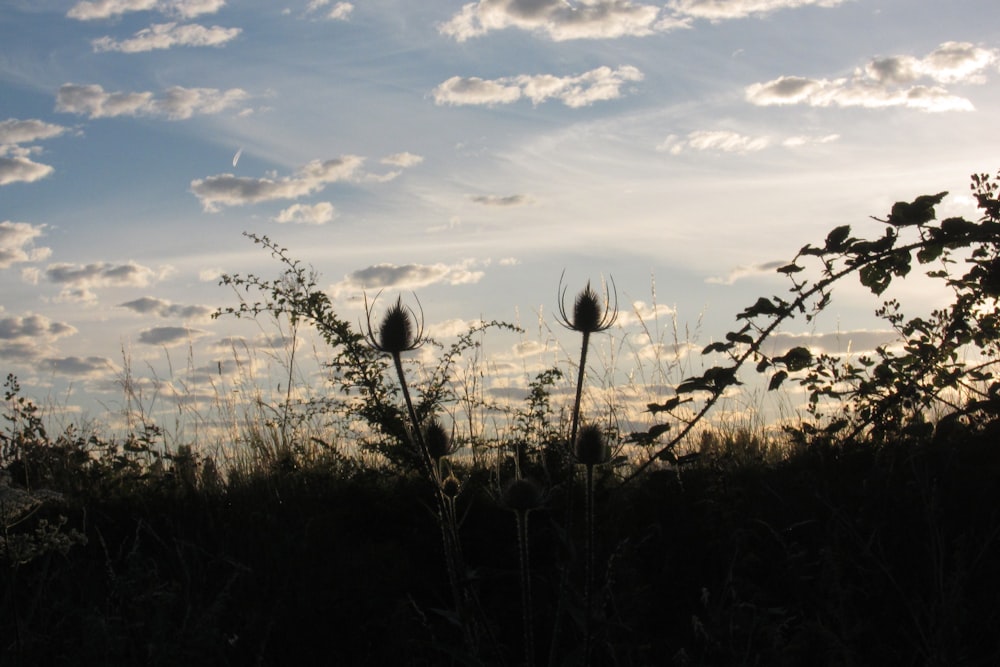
[4,172,1000,665]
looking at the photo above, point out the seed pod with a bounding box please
[441,471,461,499]
[503,478,542,513]
[575,424,611,466]
[424,418,453,461]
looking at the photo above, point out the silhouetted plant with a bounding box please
[503,476,543,667]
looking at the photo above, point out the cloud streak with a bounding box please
[331,260,486,296]
[56,83,248,120]
[118,296,214,320]
[434,65,644,107]
[68,0,226,21]
[747,42,999,112]
[92,22,241,52]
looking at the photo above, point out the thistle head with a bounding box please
[502,477,543,514]
[364,292,424,354]
[423,417,454,461]
[557,272,618,334]
[575,423,611,467]
[441,469,462,499]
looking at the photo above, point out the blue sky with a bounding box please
[3,0,1000,440]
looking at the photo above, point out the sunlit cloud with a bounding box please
[434,66,644,107]
[380,152,423,168]
[67,0,225,21]
[118,296,214,320]
[0,119,69,145]
[137,325,208,346]
[273,202,336,224]
[782,133,840,147]
[190,156,364,211]
[667,0,847,21]
[616,300,675,327]
[440,0,686,42]
[0,221,52,269]
[331,259,486,296]
[0,156,54,186]
[747,42,998,112]
[92,22,241,52]
[57,83,248,120]
[706,260,786,284]
[305,1,353,20]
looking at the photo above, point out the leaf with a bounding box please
[768,370,788,391]
[824,225,852,251]
[887,192,947,226]
[777,263,804,274]
[774,346,812,372]
[702,341,732,355]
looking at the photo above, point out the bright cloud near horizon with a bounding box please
[3,0,1000,436]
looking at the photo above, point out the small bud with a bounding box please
[575,424,611,466]
[441,471,461,499]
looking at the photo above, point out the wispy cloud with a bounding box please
[470,194,530,207]
[67,0,226,21]
[381,152,423,168]
[667,0,847,21]
[660,130,770,155]
[41,356,114,377]
[190,156,364,211]
[0,156,54,186]
[273,202,335,224]
[92,22,241,52]
[118,296,214,320]
[440,0,686,42]
[0,119,69,145]
[0,221,52,269]
[747,42,999,112]
[57,83,248,120]
[305,0,353,20]
[706,260,786,284]
[434,66,644,107]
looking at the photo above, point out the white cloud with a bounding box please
[667,0,846,21]
[331,260,486,296]
[57,83,248,120]
[660,130,770,154]
[0,313,77,361]
[470,194,530,207]
[137,325,208,346]
[0,221,51,269]
[381,152,423,168]
[190,156,364,211]
[440,0,680,42]
[747,42,998,113]
[0,119,69,145]
[434,65,643,107]
[68,0,225,20]
[782,133,839,147]
[92,22,241,52]
[617,300,675,327]
[327,2,353,20]
[273,202,335,224]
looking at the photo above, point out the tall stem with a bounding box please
[584,462,595,665]
[516,510,535,667]
[571,330,591,449]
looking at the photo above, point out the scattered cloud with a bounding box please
[44,260,167,302]
[190,156,364,211]
[273,202,335,224]
[667,0,847,21]
[766,329,901,355]
[67,0,225,21]
[137,325,208,346]
[56,83,248,120]
[0,221,52,269]
[747,42,998,112]
[92,22,241,52]
[41,356,114,377]
[0,313,77,360]
[659,130,770,155]
[470,194,530,207]
[617,300,675,326]
[440,0,686,42]
[434,65,644,107]
[782,133,840,147]
[706,260,787,284]
[331,259,485,296]
[305,1,353,20]
[117,296,214,320]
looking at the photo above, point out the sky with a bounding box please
[2,0,1000,445]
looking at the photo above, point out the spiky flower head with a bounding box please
[441,470,462,499]
[557,272,618,334]
[364,292,424,354]
[575,424,611,466]
[503,478,543,513]
[423,417,454,461]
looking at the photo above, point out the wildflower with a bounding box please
[363,292,424,354]
[575,424,611,467]
[557,272,618,334]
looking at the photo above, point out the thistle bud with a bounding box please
[503,478,543,513]
[441,471,461,499]
[424,418,453,461]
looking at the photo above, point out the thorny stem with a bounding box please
[571,330,591,455]
[516,509,535,667]
[584,462,596,666]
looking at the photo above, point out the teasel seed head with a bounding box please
[503,478,543,513]
[424,417,454,461]
[441,470,462,499]
[575,424,611,466]
[557,272,618,334]
[364,292,424,354]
